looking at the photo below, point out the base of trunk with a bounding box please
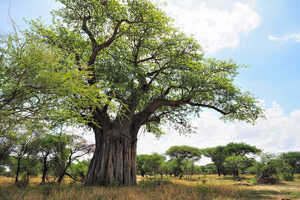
[85,128,137,186]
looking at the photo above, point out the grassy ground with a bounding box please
[0,175,300,200]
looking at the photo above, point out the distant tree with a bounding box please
[32,133,58,184]
[203,146,228,176]
[143,153,165,177]
[181,159,197,179]
[252,154,282,184]
[225,143,261,156]
[280,152,300,176]
[50,134,94,184]
[204,143,260,177]
[202,163,218,174]
[165,158,183,177]
[136,154,150,177]
[223,155,254,178]
[9,131,39,183]
[166,145,201,179]
[166,146,202,161]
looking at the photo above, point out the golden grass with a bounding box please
[0,175,299,200]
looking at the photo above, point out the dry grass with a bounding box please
[0,175,299,200]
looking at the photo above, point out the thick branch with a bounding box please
[135,99,232,126]
[82,17,143,84]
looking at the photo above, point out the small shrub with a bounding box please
[282,172,294,181]
[196,186,211,198]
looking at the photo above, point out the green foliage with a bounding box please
[136,154,149,176]
[23,0,264,139]
[203,146,228,176]
[225,143,261,156]
[280,152,300,175]
[252,154,281,184]
[69,160,90,181]
[166,146,201,161]
[137,153,165,176]
[1,0,264,186]
[203,143,260,176]
[0,30,108,136]
[0,165,6,173]
[224,155,253,177]
[282,172,294,181]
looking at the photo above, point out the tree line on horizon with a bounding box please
[1,134,300,186]
[136,143,300,184]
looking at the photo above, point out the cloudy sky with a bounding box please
[1,0,300,161]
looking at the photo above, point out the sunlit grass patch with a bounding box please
[1,175,300,200]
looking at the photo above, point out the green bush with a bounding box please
[282,172,294,181]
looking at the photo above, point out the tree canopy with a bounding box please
[166,145,201,161]
[203,143,261,176]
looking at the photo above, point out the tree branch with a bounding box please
[135,98,232,126]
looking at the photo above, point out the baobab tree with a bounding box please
[14,0,263,186]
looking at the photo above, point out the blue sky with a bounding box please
[1,0,300,155]
[214,0,300,113]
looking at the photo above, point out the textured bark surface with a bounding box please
[85,124,138,186]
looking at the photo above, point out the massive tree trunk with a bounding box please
[85,122,138,186]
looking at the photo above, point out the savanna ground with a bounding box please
[0,175,300,200]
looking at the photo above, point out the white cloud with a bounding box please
[137,102,300,163]
[268,33,300,42]
[155,0,261,53]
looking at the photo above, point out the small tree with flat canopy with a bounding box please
[203,146,228,176]
[166,145,201,179]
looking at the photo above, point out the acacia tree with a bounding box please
[166,146,201,179]
[25,0,263,186]
[32,134,58,184]
[203,146,228,176]
[166,146,202,161]
[204,143,260,176]
[226,143,261,157]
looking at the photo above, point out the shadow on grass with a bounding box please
[217,176,251,181]
[177,183,282,200]
[239,189,281,200]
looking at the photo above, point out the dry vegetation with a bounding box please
[0,175,300,200]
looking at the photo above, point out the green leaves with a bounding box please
[2,0,264,139]
[166,145,201,161]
